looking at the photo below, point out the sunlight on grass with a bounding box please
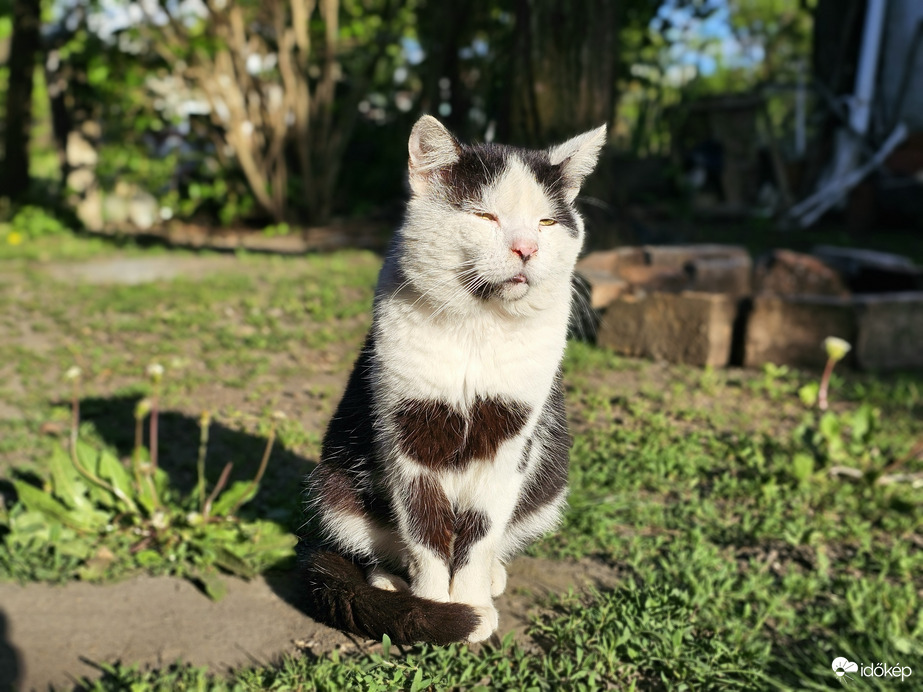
[1,237,920,690]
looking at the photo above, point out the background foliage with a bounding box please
[0,0,817,230]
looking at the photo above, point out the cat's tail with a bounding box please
[299,550,480,645]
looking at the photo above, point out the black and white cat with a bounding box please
[302,115,605,644]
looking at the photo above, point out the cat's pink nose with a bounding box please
[511,239,538,261]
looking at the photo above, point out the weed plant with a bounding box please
[0,365,295,598]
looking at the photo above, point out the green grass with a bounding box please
[1,234,921,690]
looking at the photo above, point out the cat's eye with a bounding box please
[475,212,498,222]
[539,218,557,226]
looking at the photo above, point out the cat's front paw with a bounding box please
[466,604,499,643]
[489,559,507,597]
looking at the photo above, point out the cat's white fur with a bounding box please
[317,116,605,642]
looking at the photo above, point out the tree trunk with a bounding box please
[1,0,42,201]
[507,0,619,146]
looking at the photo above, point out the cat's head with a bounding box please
[397,115,605,317]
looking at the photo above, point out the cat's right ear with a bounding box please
[408,115,460,195]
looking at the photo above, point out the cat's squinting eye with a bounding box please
[474,212,498,222]
[539,218,557,226]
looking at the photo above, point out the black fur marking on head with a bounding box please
[451,509,490,575]
[518,149,581,238]
[437,142,580,238]
[438,143,580,237]
[511,371,570,524]
[394,397,531,471]
[299,548,479,645]
[440,143,510,209]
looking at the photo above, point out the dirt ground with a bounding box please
[0,254,628,691]
[0,555,617,691]
[0,251,827,690]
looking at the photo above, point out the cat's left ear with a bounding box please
[408,115,461,195]
[547,125,607,203]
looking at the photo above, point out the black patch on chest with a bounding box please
[394,397,531,471]
[400,478,494,572]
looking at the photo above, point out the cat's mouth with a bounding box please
[468,272,531,301]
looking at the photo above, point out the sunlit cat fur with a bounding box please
[302,115,605,644]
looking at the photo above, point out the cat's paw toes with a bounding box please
[466,604,499,643]
[367,568,410,592]
[489,559,507,597]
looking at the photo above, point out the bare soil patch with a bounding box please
[0,556,616,691]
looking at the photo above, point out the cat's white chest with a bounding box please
[376,296,567,407]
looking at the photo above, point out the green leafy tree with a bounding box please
[135,0,417,224]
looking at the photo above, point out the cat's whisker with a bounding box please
[410,270,479,316]
[409,265,481,318]
[568,278,597,343]
[430,277,482,323]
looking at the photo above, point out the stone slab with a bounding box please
[643,243,750,267]
[597,291,737,367]
[686,255,753,297]
[744,295,857,369]
[754,249,849,297]
[575,247,645,274]
[854,292,923,371]
[575,268,628,309]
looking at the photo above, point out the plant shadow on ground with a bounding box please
[71,394,319,599]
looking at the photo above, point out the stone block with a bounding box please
[854,292,923,371]
[754,249,849,297]
[576,247,645,274]
[744,295,856,369]
[598,291,737,367]
[687,255,753,297]
[578,244,751,302]
[575,268,628,309]
[643,244,750,268]
[617,264,689,292]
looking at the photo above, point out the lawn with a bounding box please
[0,234,921,690]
